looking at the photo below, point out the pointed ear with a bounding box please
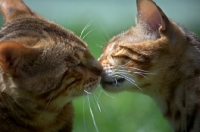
[0,41,34,75]
[0,0,34,22]
[136,0,168,31]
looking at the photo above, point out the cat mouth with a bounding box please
[101,78,126,86]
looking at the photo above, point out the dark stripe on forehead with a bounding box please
[0,18,86,47]
[0,18,45,38]
[121,46,151,61]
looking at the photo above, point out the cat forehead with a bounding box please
[106,26,158,46]
[0,18,87,48]
[0,0,87,48]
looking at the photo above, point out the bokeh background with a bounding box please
[1,0,200,131]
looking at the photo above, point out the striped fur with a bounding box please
[0,0,102,132]
[99,0,200,131]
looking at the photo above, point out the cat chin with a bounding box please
[83,77,101,94]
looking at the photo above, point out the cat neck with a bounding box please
[146,73,199,130]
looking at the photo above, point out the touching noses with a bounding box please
[81,52,103,76]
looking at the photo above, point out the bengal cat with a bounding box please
[99,0,200,131]
[0,0,102,131]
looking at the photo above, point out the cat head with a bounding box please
[99,0,196,93]
[0,0,102,101]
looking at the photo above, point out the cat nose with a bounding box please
[81,57,103,76]
[84,58,103,76]
[87,59,103,76]
[81,52,103,76]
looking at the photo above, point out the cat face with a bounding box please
[0,0,102,101]
[99,0,194,93]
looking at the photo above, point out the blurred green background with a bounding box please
[1,0,200,131]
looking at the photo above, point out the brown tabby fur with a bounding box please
[0,0,102,132]
[99,0,200,131]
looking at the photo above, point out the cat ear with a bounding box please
[0,41,34,75]
[136,0,168,31]
[0,0,34,22]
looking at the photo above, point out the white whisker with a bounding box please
[115,71,134,78]
[114,73,142,90]
[114,73,136,83]
[120,61,132,67]
[92,94,102,112]
[82,97,87,132]
[134,72,149,79]
[84,90,92,95]
[96,44,104,48]
[135,71,156,75]
[132,67,150,73]
[99,25,110,41]
[87,95,99,132]
[121,75,135,83]
[114,78,118,86]
[115,69,132,73]
[118,65,150,73]
[132,83,142,90]
[117,65,156,76]
[82,28,96,40]
[97,89,103,99]
[100,90,115,99]
[112,74,122,78]
[80,20,94,39]
[93,94,114,124]
[93,97,101,112]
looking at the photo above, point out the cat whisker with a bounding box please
[117,64,151,73]
[93,92,116,131]
[99,25,110,41]
[84,89,93,95]
[90,94,102,113]
[114,78,118,86]
[114,67,151,80]
[96,44,104,48]
[97,89,103,99]
[135,72,156,75]
[134,72,149,79]
[104,66,144,90]
[120,61,132,67]
[87,95,99,132]
[82,97,87,132]
[132,67,153,74]
[115,69,132,73]
[92,94,102,112]
[113,74,135,83]
[88,90,115,131]
[93,93,113,123]
[130,83,142,90]
[82,28,97,40]
[80,20,94,39]
[113,72,136,82]
[99,89,115,99]
[115,71,134,78]
[113,73,142,90]
[118,66,156,76]
[93,93,108,112]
